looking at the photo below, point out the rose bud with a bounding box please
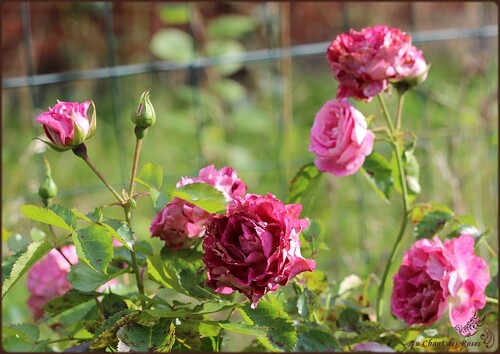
[35,100,96,151]
[131,89,156,139]
[38,157,58,206]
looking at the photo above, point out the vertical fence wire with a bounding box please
[20,2,43,178]
[102,3,127,184]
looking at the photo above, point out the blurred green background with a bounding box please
[2,1,498,329]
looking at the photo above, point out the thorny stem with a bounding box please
[375,94,411,321]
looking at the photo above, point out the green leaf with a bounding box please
[150,28,194,63]
[43,289,101,316]
[295,325,340,352]
[361,152,394,203]
[300,219,324,258]
[209,79,247,103]
[72,224,114,274]
[58,300,97,331]
[90,310,140,350]
[2,323,39,343]
[68,263,121,292]
[297,289,320,320]
[240,297,297,352]
[159,4,189,25]
[2,240,52,298]
[404,149,421,195]
[117,319,175,352]
[147,255,183,293]
[174,183,227,214]
[205,39,245,76]
[207,15,257,39]
[217,321,268,338]
[101,293,129,319]
[101,219,135,250]
[287,162,322,207]
[20,204,73,232]
[49,204,78,230]
[414,211,453,240]
[138,162,164,190]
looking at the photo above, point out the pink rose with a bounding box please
[35,100,96,151]
[309,98,374,176]
[327,25,427,101]
[150,165,247,250]
[27,246,78,320]
[202,193,316,308]
[391,235,490,333]
[352,342,395,352]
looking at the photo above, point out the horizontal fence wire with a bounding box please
[2,25,497,89]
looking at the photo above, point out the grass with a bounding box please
[2,40,498,328]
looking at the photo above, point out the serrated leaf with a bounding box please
[174,183,227,214]
[117,319,175,352]
[101,219,135,250]
[49,204,78,230]
[2,240,52,298]
[150,28,194,63]
[43,289,101,316]
[207,15,257,39]
[295,325,340,352]
[90,310,140,350]
[138,162,164,190]
[414,211,453,240]
[361,152,394,202]
[147,255,183,293]
[72,224,114,274]
[68,263,121,292]
[240,297,297,352]
[58,300,97,330]
[101,293,129,319]
[20,204,73,232]
[287,162,322,209]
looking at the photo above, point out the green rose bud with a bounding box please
[131,90,156,138]
[38,158,58,205]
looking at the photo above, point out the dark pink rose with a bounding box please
[150,165,247,250]
[35,100,96,150]
[27,246,77,320]
[327,25,427,101]
[203,193,316,308]
[391,235,490,332]
[309,98,374,176]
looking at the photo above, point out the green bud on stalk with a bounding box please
[39,157,58,206]
[131,90,156,139]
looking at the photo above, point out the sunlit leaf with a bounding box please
[72,224,114,274]
[2,240,52,298]
[361,152,394,203]
[207,15,257,39]
[287,162,322,207]
[20,205,73,232]
[101,219,135,250]
[159,4,189,25]
[205,39,245,76]
[138,162,164,190]
[174,183,227,214]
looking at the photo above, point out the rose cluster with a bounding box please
[391,234,490,334]
[309,25,428,177]
[149,165,316,307]
[150,164,247,249]
[326,25,428,101]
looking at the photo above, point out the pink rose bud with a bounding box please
[150,165,247,250]
[391,235,490,333]
[203,193,316,308]
[309,98,375,176]
[327,25,427,101]
[35,100,96,151]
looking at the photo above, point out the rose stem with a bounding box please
[375,94,411,321]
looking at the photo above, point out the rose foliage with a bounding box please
[2,24,496,353]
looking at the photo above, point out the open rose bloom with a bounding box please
[203,193,316,308]
[150,165,247,250]
[309,98,374,176]
[327,25,428,101]
[391,234,490,333]
[35,100,96,151]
